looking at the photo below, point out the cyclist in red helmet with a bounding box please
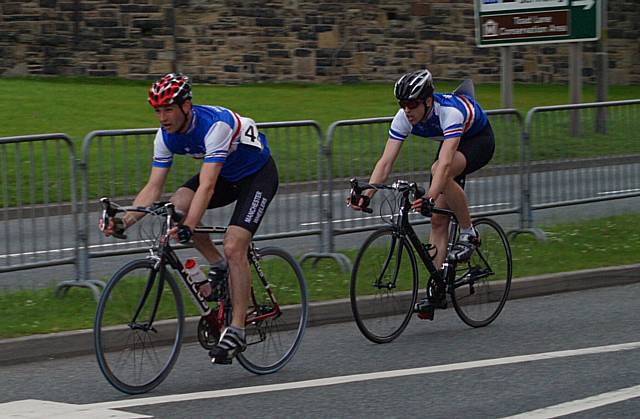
[147,73,193,132]
[102,72,279,364]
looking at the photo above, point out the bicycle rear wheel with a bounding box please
[451,218,512,327]
[94,259,184,394]
[237,247,308,374]
[350,227,418,344]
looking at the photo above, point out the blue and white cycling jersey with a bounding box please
[388,93,488,142]
[152,105,270,182]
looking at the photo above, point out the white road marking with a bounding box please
[500,384,640,419]
[0,240,148,260]
[85,341,640,410]
[469,202,512,210]
[1,399,151,419]
[3,343,639,418]
[597,188,640,196]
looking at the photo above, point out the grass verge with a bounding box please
[1,212,638,339]
[2,76,639,141]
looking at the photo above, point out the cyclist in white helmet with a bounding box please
[350,69,495,320]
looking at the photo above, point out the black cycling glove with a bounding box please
[419,197,435,217]
[110,217,127,239]
[350,194,370,210]
[177,224,193,244]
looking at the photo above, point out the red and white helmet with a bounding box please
[148,73,192,107]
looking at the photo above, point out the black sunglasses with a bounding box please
[398,99,422,110]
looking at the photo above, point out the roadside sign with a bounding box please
[475,0,601,47]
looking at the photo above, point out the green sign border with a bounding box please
[475,0,601,47]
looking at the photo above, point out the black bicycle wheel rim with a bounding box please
[451,218,512,327]
[236,247,308,374]
[94,259,184,394]
[350,227,419,344]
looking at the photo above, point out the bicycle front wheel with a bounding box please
[350,227,419,344]
[94,259,184,394]
[237,247,308,374]
[451,218,512,327]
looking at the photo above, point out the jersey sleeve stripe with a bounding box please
[457,95,475,133]
[206,151,227,158]
[231,112,242,145]
[389,128,407,140]
[443,128,464,139]
[152,159,172,168]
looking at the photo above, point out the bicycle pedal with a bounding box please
[416,309,435,321]
[211,356,233,365]
[414,301,435,320]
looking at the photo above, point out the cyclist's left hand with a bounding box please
[169,224,193,243]
[411,196,435,216]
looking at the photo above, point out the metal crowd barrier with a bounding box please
[315,109,524,268]
[78,121,324,287]
[2,101,640,295]
[521,99,640,236]
[0,134,102,298]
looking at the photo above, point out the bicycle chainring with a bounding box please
[197,315,220,350]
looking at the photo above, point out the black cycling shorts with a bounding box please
[434,121,495,187]
[181,156,279,235]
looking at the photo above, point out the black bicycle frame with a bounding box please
[393,189,459,284]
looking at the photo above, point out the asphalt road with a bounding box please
[1,282,639,418]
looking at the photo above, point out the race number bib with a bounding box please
[238,116,263,151]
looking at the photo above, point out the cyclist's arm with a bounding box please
[366,138,403,197]
[428,137,460,199]
[126,129,172,226]
[181,162,223,230]
[127,166,170,225]
[101,166,169,236]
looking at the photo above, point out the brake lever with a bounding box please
[99,197,127,240]
[348,179,374,213]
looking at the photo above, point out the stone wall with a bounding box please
[1,0,638,84]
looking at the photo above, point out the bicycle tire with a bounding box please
[94,259,184,394]
[350,227,419,343]
[236,247,308,374]
[451,217,512,327]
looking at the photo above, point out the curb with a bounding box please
[1,264,639,366]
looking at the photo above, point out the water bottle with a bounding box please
[184,258,212,299]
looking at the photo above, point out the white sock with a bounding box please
[228,325,245,339]
[460,226,476,237]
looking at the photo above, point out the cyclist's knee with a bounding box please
[223,227,251,263]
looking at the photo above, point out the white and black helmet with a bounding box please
[394,69,435,101]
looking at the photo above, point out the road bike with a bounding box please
[348,179,512,343]
[93,198,308,394]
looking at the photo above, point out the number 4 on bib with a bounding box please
[238,117,263,151]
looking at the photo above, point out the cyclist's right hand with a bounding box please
[347,193,373,213]
[99,216,127,239]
